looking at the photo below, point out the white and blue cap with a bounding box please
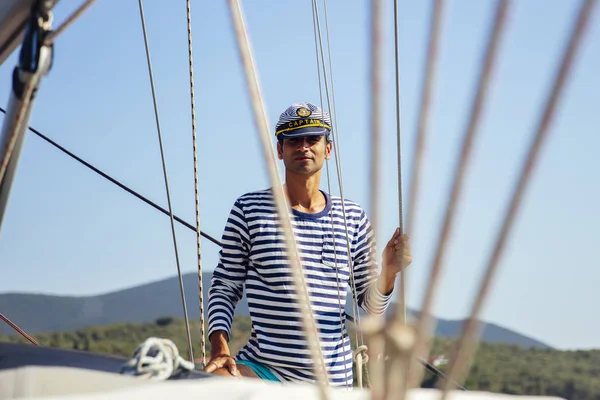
[275,102,332,140]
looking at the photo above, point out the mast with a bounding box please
[0,2,54,231]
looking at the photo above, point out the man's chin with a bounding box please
[288,167,319,176]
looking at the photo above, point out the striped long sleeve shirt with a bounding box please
[207,189,392,387]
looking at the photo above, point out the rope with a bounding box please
[406,0,510,391]
[44,0,98,45]
[226,1,329,397]
[120,337,195,380]
[184,0,206,368]
[353,345,369,389]
[368,0,382,251]
[0,312,40,346]
[439,1,596,396]
[136,0,194,365]
[388,0,446,388]
[366,0,386,396]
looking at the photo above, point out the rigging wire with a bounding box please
[184,0,206,368]
[310,0,351,390]
[405,0,511,391]
[0,106,223,248]
[320,0,341,162]
[439,0,596,396]
[313,0,364,343]
[136,0,194,364]
[317,0,375,388]
[377,4,446,390]
[311,0,366,356]
[392,0,406,327]
[226,1,329,397]
[391,0,446,365]
[383,2,408,397]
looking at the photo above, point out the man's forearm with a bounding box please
[377,271,397,296]
[209,330,230,358]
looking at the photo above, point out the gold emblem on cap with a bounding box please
[297,107,311,117]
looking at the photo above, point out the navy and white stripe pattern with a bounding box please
[207,189,392,387]
[275,102,332,139]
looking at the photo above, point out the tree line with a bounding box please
[1,316,598,399]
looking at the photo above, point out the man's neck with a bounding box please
[284,172,326,214]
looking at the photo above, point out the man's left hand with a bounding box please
[382,228,412,278]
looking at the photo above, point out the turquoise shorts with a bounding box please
[236,359,280,382]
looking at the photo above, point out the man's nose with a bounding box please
[296,137,311,148]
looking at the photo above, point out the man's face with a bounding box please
[277,135,332,176]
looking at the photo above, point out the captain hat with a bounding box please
[275,102,332,140]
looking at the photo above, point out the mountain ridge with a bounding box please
[0,272,551,349]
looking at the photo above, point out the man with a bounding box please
[204,102,412,387]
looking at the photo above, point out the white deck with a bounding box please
[0,366,566,400]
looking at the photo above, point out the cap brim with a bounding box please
[278,126,331,139]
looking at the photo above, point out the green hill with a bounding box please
[425,339,600,399]
[0,315,251,360]
[0,272,551,349]
[1,316,598,399]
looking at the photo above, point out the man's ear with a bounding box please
[325,141,332,160]
[277,141,283,160]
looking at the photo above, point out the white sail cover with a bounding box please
[0,366,566,400]
[0,0,59,67]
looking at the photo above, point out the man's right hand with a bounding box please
[204,354,237,376]
[203,330,237,376]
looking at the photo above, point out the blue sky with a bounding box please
[0,1,598,350]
